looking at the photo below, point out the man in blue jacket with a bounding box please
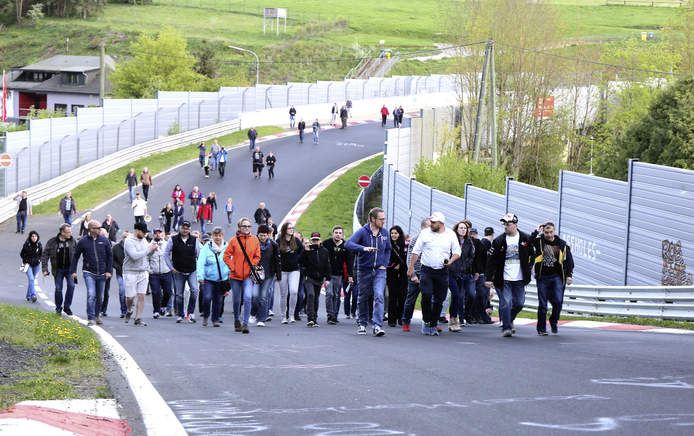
[345,207,391,337]
[70,220,113,325]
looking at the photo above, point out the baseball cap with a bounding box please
[429,212,445,224]
[310,232,321,240]
[500,213,518,224]
[134,222,148,233]
[153,227,163,233]
[484,227,494,236]
[201,233,211,242]
[180,220,191,228]
[470,228,478,234]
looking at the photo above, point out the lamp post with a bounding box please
[228,45,259,86]
[589,136,594,175]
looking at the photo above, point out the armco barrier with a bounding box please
[0,119,240,223]
[492,284,694,321]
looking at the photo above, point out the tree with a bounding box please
[193,41,217,79]
[110,26,205,98]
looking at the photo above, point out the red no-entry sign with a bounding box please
[0,153,11,168]
[358,175,371,188]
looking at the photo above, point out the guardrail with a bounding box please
[492,284,694,321]
[0,119,240,224]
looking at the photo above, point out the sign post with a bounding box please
[358,175,371,223]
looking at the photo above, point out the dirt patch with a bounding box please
[0,341,45,385]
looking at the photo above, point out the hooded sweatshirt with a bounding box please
[345,223,392,272]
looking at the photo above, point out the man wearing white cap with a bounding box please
[408,212,460,336]
[485,213,534,337]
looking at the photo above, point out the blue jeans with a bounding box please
[326,275,342,318]
[149,272,172,315]
[537,275,564,330]
[419,266,449,327]
[252,276,275,322]
[249,137,256,150]
[128,186,135,202]
[200,219,207,235]
[231,277,253,325]
[102,273,127,316]
[54,268,75,312]
[209,155,217,171]
[83,271,106,321]
[25,264,40,300]
[498,280,526,331]
[357,268,386,328]
[312,130,319,144]
[299,129,304,143]
[401,276,421,324]
[16,210,27,233]
[449,273,475,320]
[63,212,73,226]
[201,280,227,322]
[289,115,295,128]
[173,271,199,317]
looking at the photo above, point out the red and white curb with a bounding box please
[281,153,383,226]
[0,399,131,435]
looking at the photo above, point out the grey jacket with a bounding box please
[148,239,171,274]
[123,235,152,273]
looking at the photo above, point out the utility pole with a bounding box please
[472,40,491,162]
[489,40,497,168]
[99,42,105,106]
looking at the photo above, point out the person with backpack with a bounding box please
[223,217,261,334]
[20,231,42,303]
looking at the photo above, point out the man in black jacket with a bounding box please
[322,226,353,324]
[254,202,271,226]
[530,222,574,335]
[251,225,282,326]
[300,232,331,327]
[247,127,258,151]
[485,213,534,337]
[102,231,128,318]
[102,214,120,243]
[41,223,76,315]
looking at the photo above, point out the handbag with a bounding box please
[213,252,231,292]
[238,236,265,284]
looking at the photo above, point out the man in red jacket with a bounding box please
[196,198,213,235]
[380,105,389,127]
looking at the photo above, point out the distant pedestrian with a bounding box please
[132,192,147,225]
[160,203,174,234]
[298,119,306,144]
[398,105,404,125]
[331,103,338,126]
[197,142,206,167]
[254,202,271,226]
[203,154,210,178]
[58,192,77,226]
[79,213,93,238]
[125,168,138,202]
[218,146,228,178]
[124,222,155,326]
[224,197,236,226]
[207,192,217,221]
[209,139,220,172]
[223,217,261,334]
[171,184,185,205]
[188,186,203,221]
[312,119,320,144]
[252,147,264,179]
[393,106,399,127]
[102,214,120,243]
[14,191,31,234]
[173,201,185,232]
[70,220,113,326]
[140,167,153,201]
[248,127,258,151]
[41,224,76,315]
[267,217,278,239]
[346,99,352,118]
[265,152,276,179]
[380,105,389,127]
[289,106,296,128]
[20,230,42,303]
[340,105,348,129]
[197,198,213,234]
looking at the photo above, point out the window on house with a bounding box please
[66,73,85,85]
[71,105,84,115]
[54,104,68,115]
[28,72,52,82]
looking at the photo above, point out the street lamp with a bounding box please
[228,45,259,86]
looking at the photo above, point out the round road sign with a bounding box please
[358,175,371,188]
[0,154,11,168]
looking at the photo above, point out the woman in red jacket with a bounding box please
[171,184,185,205]
[196,198,213,234]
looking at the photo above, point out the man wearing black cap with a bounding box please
[164,220,201,323]
[300,232,331,327]
[485,213,534,337]
[124,222,157,326]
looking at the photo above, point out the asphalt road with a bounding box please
[2,122,694,435]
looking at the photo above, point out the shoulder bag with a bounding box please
[238,237,265,284]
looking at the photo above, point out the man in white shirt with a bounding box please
[408,212,460,336]
[132,192,148,225]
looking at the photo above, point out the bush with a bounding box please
[413,153,508,197]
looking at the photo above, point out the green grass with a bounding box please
[0,1,682,83]
[509,309,694,330]
[32,125,285,215]
[295,155,382,240]
[0,304,106,410]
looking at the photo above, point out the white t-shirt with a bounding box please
[503,232,523,281]
[412,227,461,269]
[132,199,147,217]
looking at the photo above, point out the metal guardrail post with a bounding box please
[77,129,88,167]
[408,177,414,235]
[38,141,49,182]
[286,84,292,107]
[391,170,398,227]
[132,112,143,147]
[464,183,471,218]
[624,159,638,285]
[557,170,565,235]
[242,88,249,112]
[265,87,272,109]
[326,83,332,103]
[96,125,104,159]
[198,100,205,129]
[58,135,70,175]
[116,119,127,151]
[429,186,434,216]
[504,176,514,213]
[307,84,314,105]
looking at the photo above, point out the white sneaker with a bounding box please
[373,326,385,337]
[281,317,288,324]
[357,325,367,335]
[268,310,275,317]
[249,316,257,324]
[256,321,265,327]
[290,317,297,323]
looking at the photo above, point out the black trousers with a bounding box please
[142,184,150,201]
[419,266,449,327]
[304,279,322,322]
[387,270,407,325]
[219,161,226,177]
[268,165,275,179]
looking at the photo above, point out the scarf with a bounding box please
[210,240,223,254]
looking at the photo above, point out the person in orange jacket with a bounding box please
[223,217,261,334]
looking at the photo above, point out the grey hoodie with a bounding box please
[148,239,171,274]
[123,234,152,273]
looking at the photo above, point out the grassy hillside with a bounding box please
[0,0,682,84]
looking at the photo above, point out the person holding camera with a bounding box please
[407,212,460,336]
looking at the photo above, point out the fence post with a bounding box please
[464,183,471,218]
[187,91,191,131]
[286,84,292,107]
[408,177,414,234]
[326,83,332,103]
[429,187,434,216]
[391,170,398,227]
[557,170,564,235]
[198,100,205,129]
[307,84,314,105]
[623,159,638,285]
[265,86,272,109]
[504,176,514,213]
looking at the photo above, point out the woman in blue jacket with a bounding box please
[196,226,230,327]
